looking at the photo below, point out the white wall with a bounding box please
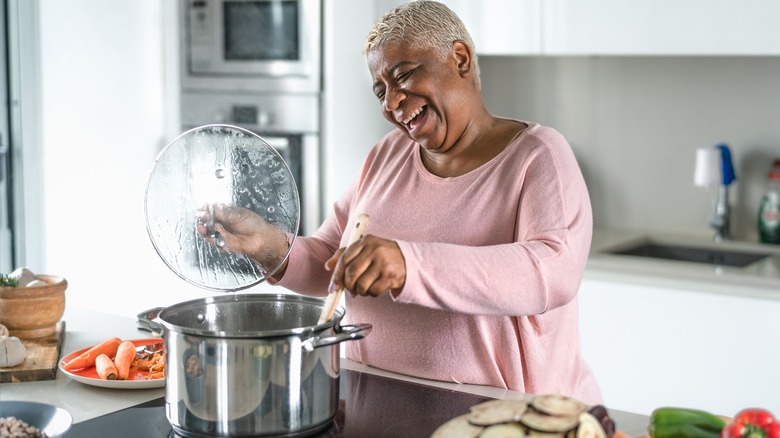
[321,0,394,208]
[38,0,211,316]
[480,56,780,240]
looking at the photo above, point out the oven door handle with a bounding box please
[260,136,290,153]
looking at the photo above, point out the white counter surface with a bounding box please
[0,306,650,437]
[587,228,780,300]
[2,307,530,423]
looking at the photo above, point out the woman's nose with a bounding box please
[382,87,405,112]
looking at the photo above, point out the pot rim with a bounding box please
[157,293,343,338]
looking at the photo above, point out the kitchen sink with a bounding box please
[607,242,772,267]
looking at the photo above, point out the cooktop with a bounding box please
[64,369,491,437]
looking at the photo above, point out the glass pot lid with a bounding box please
[145,124,300,291]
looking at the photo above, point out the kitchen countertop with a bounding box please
[0,306,651,437]
[587,227,780,300]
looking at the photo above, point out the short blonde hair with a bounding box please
[364,0,481,89]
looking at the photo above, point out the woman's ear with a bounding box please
[451,40,473,79]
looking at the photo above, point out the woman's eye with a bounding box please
[396,71,411,81]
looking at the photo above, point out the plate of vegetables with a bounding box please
[59,337,165,389]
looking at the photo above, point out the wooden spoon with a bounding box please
[317,214,369,324]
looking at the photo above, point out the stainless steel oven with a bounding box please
[180,92,321,235]
[181,0,321,93]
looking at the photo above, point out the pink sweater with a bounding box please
[278,121,602,404]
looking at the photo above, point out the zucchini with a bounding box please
[648,407,726,438]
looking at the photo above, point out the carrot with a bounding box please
[113,340,136,380]
[95,353,118,380]
[62,337,122,371]
[132,350,166,379]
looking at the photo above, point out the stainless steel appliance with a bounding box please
[181,0,321,93]
[138,294,371,438]
[180,0,322,235]
[181,92,321,236]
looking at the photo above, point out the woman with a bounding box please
[201,0,601,404]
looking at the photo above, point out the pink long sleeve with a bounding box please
[278,121,602,404]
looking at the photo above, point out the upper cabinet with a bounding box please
[440,0,542,55]
[543,0,780,55]
[441,0,780,56]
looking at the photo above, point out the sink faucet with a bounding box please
[710,184,731,242]
[695,144,736,242]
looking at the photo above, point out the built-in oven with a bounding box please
[180,92,321,235]
[181,0,321,93]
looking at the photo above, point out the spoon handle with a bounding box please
[318,214,369,325]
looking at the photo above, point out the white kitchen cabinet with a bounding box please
[436,0,780,55]
[439,0,541,55]
[543,0,780,55]
[373,0,542,55]
[578,278,780,417]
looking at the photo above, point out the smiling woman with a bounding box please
[204,0,602,405]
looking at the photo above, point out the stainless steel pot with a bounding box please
[139,293,371,438]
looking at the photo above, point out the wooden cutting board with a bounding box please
[0,320,66,383]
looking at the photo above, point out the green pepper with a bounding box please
[721,408,780,438]
[649,407,727,438]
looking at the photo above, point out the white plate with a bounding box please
[59,368,165,389]
[59,338,165,389]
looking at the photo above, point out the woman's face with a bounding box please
[367,40,472,153]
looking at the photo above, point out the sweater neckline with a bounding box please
[413,119,534,183]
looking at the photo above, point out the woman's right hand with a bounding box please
[325,234,406,298]
[196,204,291,276]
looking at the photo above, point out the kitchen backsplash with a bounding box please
[480,56,780,242]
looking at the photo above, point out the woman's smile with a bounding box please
[403,105,428,135]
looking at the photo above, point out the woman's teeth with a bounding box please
[403,107,424,126]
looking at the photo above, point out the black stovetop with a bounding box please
[64,369,491,438]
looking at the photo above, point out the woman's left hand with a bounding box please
[326,235,406,297]
[195,204,291,276]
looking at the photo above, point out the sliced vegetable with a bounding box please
[431,414,484,438]
[577,413,607,438]
[468,399,529,426]
[532,395,588,417]
[95,353,118,380]
[520,411,579,433]
[434,394,621,438]
[131,347,165,380]
[480,423,527,438]
[648,407,726,438]
[524,432,567,438]
[113,340,136,380]
[721,408,780,438]
[588,405,615,438]
[62,337,122,371]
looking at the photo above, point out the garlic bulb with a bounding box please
[25,279,47,287]
[0,324,8,336]
[0,335,27,367]
[9,267,36,287]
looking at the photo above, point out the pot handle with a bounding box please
[136,307,165,335]
[301,323,372,352]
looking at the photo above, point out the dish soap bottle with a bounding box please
[758,159,780,244]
